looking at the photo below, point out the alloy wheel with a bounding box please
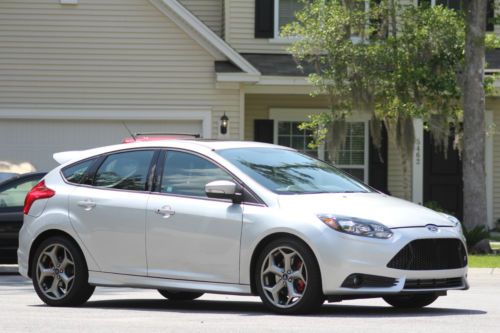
[36,243,75,301]
[260,246,308,309]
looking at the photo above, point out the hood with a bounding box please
[278,192,454,228]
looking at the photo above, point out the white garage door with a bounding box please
[0,119,202,172]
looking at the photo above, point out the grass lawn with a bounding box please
[468,255,500,268]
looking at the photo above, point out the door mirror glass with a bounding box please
[205,180,242,203]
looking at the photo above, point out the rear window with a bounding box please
[62,158,97,184]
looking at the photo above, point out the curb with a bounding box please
[468,267,499,276]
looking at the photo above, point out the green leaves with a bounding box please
[283,1,484,144]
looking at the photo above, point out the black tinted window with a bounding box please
[94,150,155,191]
[62,159,96,184]
[161,151,232,197]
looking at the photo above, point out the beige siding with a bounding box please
[245,94,329,140]
[227,0,288,54]
[179,0,223,37]
[0,0,240,138]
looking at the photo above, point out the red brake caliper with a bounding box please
[293,258,305,293]
[296,279,305,293]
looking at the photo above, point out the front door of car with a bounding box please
[68,150,157,276]
[146,150,243,283]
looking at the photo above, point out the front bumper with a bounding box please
[316,226,468,295]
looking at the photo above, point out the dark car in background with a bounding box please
[0,172,17,184]
[0,172,45,264]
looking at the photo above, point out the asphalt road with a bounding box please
[0,269,499,333]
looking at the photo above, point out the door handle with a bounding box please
[77,200,96,211]
[155,205,175,219]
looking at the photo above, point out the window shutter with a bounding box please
[255,0,275,38]
[368,123,389,194]
[254,119,274,143]
[487,0,495,31]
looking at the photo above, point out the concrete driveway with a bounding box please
[0,268,498,333]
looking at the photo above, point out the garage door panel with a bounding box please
[0,119,202,171]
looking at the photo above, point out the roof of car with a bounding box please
[54,140,293,165]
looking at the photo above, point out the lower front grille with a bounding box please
[387,238,467,270]
[404,277,464,289]
[341,274,397,289]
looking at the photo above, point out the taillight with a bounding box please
[23,180,55,215]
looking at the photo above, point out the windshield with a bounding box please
[217,148,372,194]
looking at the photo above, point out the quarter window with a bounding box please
[161,151,233,198]
[62,158,97,184]
[94,150,155,191]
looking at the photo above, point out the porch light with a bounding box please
[220,113,229,135]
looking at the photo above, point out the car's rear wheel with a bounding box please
[32,236,95,306]
[383,293,439,308]
[255,238,324,314]
[157,290,204,301]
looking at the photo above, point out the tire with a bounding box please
[255,237,324,314]
[383,293,439,308]
[158,290,204,301]
[31,236,95,306]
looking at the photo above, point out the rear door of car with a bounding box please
[67,149,159,276]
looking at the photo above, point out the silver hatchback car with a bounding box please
[18,140,468,314]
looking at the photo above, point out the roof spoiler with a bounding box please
[53,151,83,165]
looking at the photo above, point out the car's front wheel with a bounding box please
[383,293,439,308]
[32,236,95,306]
[157,290,204,301]
[255,238,324,314]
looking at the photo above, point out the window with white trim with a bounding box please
[270,109,369,183]
[277,121,317,157]
[332,122,368,182]
[276,0,305,35]
[273,0,372,40]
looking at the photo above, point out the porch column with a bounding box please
[486,111,494,229]
[412,118,424,205]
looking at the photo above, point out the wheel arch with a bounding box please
[28,229,86,278]
[248,232,322,295]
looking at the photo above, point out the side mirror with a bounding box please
[205,180,243,203]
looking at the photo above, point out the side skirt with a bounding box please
[88,271,252,296]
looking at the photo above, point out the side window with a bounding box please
[94,150,155,191]
[161,151,233,198]
[0,178,41,208]
[62,158,97,184]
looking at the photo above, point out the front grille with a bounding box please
[341,274,397,289]
[387,238,467,270]
[404,277,464,289]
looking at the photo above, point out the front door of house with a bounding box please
[423,132,463,220]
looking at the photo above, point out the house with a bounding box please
[0,0,498,228]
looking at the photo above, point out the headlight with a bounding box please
[441,213,463,234]
[317,214,393,239]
